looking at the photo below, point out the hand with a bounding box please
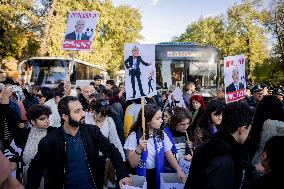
[118,89,125,98]
[255,163,266,174]
[177,170,187,184]
[1,86,12,104]
[186,140,193,149]
[184,154,192,161]
[119,177,132,188]
[138,137,147,151]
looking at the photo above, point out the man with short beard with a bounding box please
[26,96,131,189]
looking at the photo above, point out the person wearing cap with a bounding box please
[246,84,253,97]
[272,88,284,103]
[93,75,106,93]
[261,83,269,96]
[246,84,264,109]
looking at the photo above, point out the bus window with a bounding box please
[29,59,69,85]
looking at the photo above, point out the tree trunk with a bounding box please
[39,0,58,56]
[246,38,254,85]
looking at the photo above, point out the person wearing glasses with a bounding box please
[36,87,53,106]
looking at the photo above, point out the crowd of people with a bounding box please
[0,75,283,189]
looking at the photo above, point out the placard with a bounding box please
[62,11,98,51]
[224,54,246,103]
[124,44,156,100]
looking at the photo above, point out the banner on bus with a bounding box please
[124,44,156,100]
[224,54,246,103]
[62,11,98,51]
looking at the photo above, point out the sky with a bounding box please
[112,0,271,44]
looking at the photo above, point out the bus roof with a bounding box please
[25,56,106,71]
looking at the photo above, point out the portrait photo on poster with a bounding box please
[62,11,98,51]
[224,54,246,103]
[124,44,156,100]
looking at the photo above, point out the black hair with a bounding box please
[31,84,40,92]
[54,82,65,98]
[219,101,253,134]
[89,99,112,117]
[26,104,52,122]
[263,136,284,173]
[197,100,225,129]
[170,107,192,130]
[106,79,115,86]
[130,104,163,140]
[249,96,284,157]
[58,96,79,117]
[103,89,113,98]
[112,87,120,96]
[94,75,102,80]
[40,87,53,101]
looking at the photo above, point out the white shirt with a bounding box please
[124,131,173,169]
[133,57,138,69]
[44,98,61,128]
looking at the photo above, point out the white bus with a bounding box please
[18,57,107,88]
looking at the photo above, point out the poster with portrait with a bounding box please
[167,87,186,108]
[224,54,246,103]
[124,44,156,100]
[62,11,98,51]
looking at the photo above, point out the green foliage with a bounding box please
[41,0,142,75]
[253,56,284,85]
[0,0,40,61]
[174,0,269,83]
[0,0,142,75]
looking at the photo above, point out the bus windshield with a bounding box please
[28,59,70,85]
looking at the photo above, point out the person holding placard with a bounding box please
[163,107,193,174]
[124,104,186,189]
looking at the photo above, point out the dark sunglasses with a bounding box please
[36,94,44,98]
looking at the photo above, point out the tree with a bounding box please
[174,0,268,84]
[0,0,40,63]
[264,0,284,73]
[39,0,142,75]
[226,0,268,84]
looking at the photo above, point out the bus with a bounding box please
[155,42,222,89]
[18,57,107,88]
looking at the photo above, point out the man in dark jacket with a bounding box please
[184,101,253,189]
[26,96,130,189]
[124,46,151,98]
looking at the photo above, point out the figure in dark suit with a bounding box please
[226,67,244,93]
[65,19,90,40]
[124,46,151,98]
[148,71,154,94]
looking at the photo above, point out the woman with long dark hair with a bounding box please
[124,104,186,189]
[248,95,284,170]
[163,107,193,173]
[193,100,225,146]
